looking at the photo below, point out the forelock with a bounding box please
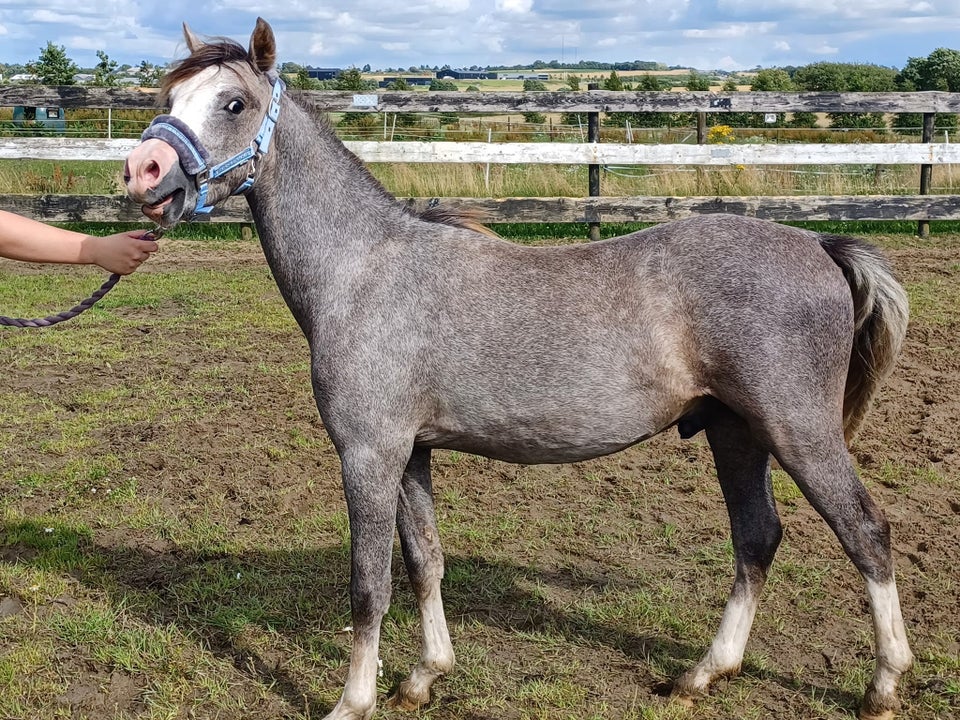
[160,38,255,105]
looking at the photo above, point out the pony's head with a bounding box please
[125,18,279,227]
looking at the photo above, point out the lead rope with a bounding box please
[0,228,163,328]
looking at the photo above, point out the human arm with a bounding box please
[0,211,158,275]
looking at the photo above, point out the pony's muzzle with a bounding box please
[125,138,194,226]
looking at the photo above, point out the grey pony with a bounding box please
[124,19,913,720]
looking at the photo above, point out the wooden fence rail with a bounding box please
[2,193,958,225]
[3,137,959,166]
[2,88,960,228]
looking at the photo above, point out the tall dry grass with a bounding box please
[1,158,957,199]
[369,161,958,198]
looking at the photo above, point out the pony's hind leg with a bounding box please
[673,405,782,701]
[387,447,455,710]
[774,431,912,720]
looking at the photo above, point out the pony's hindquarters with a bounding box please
[667,219,911,719]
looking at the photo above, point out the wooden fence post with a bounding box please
[697,111,707,144]
[918,112,935,238]
[695,111,708,193]
[587,83,601,242]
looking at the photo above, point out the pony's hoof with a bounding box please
[859,686,900,720]
[859,711,895,720]
[670,670,707,707]
[386,681,429,712]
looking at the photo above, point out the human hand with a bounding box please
[82,230,159,275]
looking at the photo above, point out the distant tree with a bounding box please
[794,62,896,129]
[334,67,365,91]
[894,48,960,135]
[522,111,546,124]
[898,47,960,90]
[721,78,739,92]
[429,78,459,91]
[386,77,411,90]
[636,74,664,91]
[787,113,819,128]
[566,74,581,91]
[136,61,164,88]
[93,50,118,87]
[286,66,321,90]
[750,68,793,91]
[523,79,547,91]
[794,62,896,92]
[603,70,625,91]
[29,42,79,85]
[685,71,712,91]
[362,63,371,73]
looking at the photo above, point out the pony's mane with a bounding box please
[409,205,500,238]
[159,35,497,239]
[159,37,252,105]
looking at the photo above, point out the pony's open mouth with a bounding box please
[142,188,186,225]
[145,193,174,211]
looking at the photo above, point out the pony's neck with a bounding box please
[252,98,399,249]
[244,96,405,332]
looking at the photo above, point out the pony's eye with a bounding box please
[225,98,245,114]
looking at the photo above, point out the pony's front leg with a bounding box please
[388,447,455,710]
[324,444,405,720]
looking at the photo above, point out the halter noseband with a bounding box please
[141,76,285,215]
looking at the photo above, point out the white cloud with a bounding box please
[683,22,776,39]
[715,55,741,71]
[811,42,839,55]
[496,0,533,13]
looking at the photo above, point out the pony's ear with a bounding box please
[249,17,277,73]
[183,23,204,54]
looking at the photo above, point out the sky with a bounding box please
[1,1,960,73]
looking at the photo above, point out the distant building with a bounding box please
[306,67,342,81]
[436,69,496,80]
[378,76,434,88]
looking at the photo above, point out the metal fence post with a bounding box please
[587,83,601,242]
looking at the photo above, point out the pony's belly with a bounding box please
[417,420,660,464]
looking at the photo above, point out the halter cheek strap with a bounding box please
[141,76,285,215]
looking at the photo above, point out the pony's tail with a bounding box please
[819,234,910,444]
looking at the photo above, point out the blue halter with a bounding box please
[141,76,285,215]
